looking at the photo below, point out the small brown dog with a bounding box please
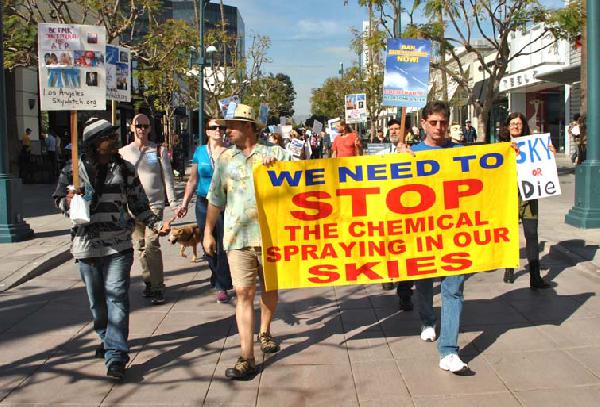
[168,225,201,262]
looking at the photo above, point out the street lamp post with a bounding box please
[198,0,210,146]
[0,6,33,243]
[565,0,600,228]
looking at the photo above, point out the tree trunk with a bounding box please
[438,8,448,102]
[368,1,376,143]
[475,105,489,142]
[220,0,227,67]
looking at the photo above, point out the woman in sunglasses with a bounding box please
[500,112,551,289]
[177,118,233,303]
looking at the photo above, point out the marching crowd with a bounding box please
[53,100,554,381]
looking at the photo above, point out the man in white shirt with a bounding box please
[119,114,178,305]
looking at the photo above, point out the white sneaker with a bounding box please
[439,353,468,374]
[420,326,437,342]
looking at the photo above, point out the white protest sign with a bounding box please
[366,143,395,155]
[281,125,292,139]
[38,23,107,111]
[287,138,305,159]
[106,45,131,102]
[312,120,323,134]
[514,133,561,200]
[345,93,367,123]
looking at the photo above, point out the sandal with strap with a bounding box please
[225,357,258,380]
[258,332,280,354]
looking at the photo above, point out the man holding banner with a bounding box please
[203,104,291,380]
[402,101,470,374]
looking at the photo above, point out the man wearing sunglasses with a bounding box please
[120,114,178,305]
[203,104,291,380]
[397,101,470,375]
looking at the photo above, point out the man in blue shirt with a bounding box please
[462,120,477,144]
[398,101,469,374]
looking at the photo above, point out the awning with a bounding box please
[535,63,581,85]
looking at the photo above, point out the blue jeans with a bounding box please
[195,197,232,291]
[79,250,134,366]
[415,275,465,357]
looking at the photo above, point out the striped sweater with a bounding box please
[53,154,162,259]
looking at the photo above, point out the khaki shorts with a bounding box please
[227,247,264,288]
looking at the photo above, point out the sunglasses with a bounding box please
[208,125,227,131]
[426,120,448,127]
[135,124,150,130]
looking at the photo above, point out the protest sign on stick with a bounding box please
[254,144,519,291]
[38,23,107,190]
[106,45,131,103]
[312,120,323,135]
[383,38,432,145]
[514,133,561,200]
[345,93,368,124]
[38,23,107,111]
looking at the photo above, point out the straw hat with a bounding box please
[217,104,265,128]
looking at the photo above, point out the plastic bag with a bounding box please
[70,194,91,225]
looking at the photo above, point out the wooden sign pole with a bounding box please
[70,111,79,190]
[399,106,407,144]
[111,100,117,125]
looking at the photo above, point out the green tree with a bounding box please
[3,0,161,69]
[136,18,196,146]
[202,31,273,118]
[406,0,582,140]
[311,66,363,120]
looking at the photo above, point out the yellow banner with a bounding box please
[254,143,520,291]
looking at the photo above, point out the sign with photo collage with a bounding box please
[106,45,131,102]
[344,93,367,124]
[38,23,107,111]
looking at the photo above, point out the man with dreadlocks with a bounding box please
[53,118,171,380]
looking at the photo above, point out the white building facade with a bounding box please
[500,23,573,152]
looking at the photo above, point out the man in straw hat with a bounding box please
[203,104,290,380]
[53,118,171,380]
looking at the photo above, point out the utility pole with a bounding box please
[565,0,600,228]
[0,6,33,242]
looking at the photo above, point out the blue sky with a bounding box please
[223,0,567,118]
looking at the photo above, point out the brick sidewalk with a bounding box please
[0,184,72,291]
[0,156,599,406]
[0,224,599,406]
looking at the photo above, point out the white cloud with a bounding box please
[296,19,346,39]
[383,71,409,89]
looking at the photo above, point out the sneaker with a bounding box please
[382,282,395,291]
[150,290,165,305]
[216,290,230,304]
[439,353,469,374]
[142,283,152,298]
[420,326,437,342]
[399,297,414,311]
[107,361,126,380]
[225,357,258,380]
[257,332,280,353]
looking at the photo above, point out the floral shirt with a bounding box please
[207,143,290,251]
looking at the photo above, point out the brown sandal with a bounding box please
[258,332,280,353]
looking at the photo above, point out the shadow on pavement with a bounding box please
[0,260,595,394]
